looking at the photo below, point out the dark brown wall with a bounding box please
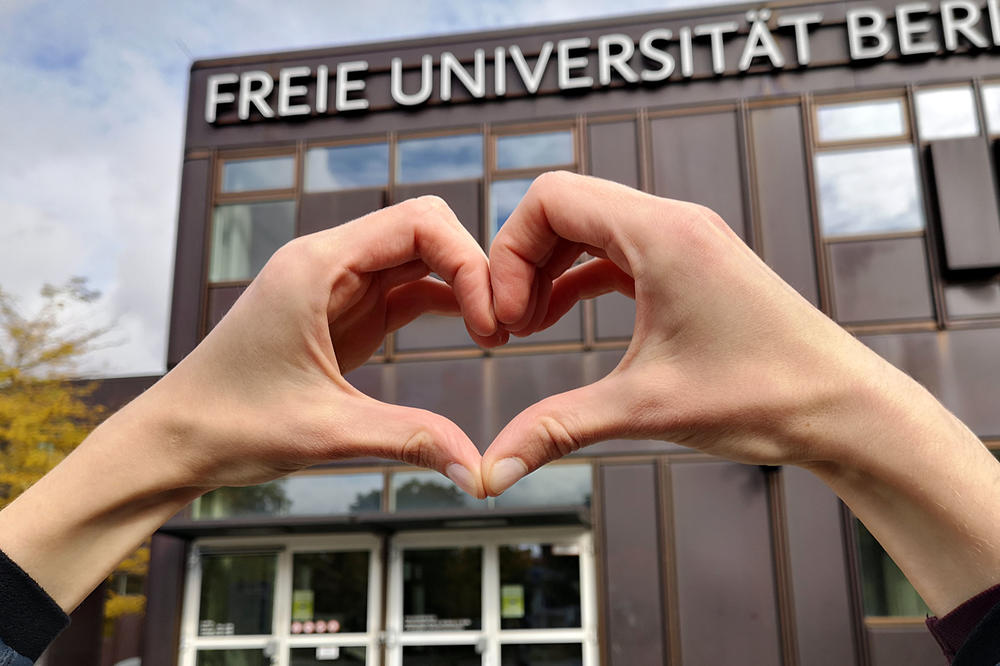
[168,158,211,368]
[141,534,188,666]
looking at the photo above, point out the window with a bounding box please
[397,133,483,184]
[387,528,597,666]
[193,472,383,520]
[305,143,388,192]
[209,201,296,282]
[982,83,1000,135]
[490,128,576,242]
[221,156,295,193]
[210,154,298,286]
[914,86,979,140]
[180,536,382,666]
[812,96,935,325]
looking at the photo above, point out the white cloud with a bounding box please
[0,0,728,378]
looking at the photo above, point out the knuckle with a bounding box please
[533,415,582,459]
[400,428,436,469]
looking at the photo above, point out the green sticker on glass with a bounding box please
[292,590,314,621]
[500,584,524,619]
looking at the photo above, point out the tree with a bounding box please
[0,278,146,632]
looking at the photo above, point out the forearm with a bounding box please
[801,355,1000,616]
[0,394,203,612]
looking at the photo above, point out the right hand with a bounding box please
[482,171,906,494]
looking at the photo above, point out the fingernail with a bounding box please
[489,457,529,495]
[446,463,480,498]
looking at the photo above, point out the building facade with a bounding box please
[146,1,1000,664]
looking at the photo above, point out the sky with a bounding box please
[0,0,731,378]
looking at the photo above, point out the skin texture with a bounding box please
[0,173,998,623]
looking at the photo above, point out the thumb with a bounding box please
[332,394,486,499]
[482,376,634,496]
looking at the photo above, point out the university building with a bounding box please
[136,0,1000,664]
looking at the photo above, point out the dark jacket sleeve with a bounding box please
[0,549,70,663]
[927,583,1000,664]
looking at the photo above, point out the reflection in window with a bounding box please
[291,552,370,633]
[199,553,275,636]
[856,520,930,616]
[221,156,295,193]
[403,547,482,630]
[491,179,533,239]
[501,643,583,665]
[496,131,574,170]
[815,146,925,237]
[397,134,483,184]
[305,143,388,192]
[193,473,383,519]
[391,470,487,511]
[197,649,270,666]
[915,87,979,140]
[499,543,581,629]
[494,464,592,509]
[209,201,296,282]
[290,647,366,665]
[983,84,1000,134]
[816,100,906,143]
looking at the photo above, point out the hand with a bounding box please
[481,171,916,492]
[139,196,505,497]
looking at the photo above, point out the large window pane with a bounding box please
[499,543,581,630]
[403,547,482,630]
[402,645,481,665]
[491,179,533,239]
[199,553,275,635]
[982,84,1000,134]
[196,649,270,666]
[290,552,369,634]
[221,156,294,193]
[501,643,583,665]
[816,100,906,143]
[305,143,388,192]
[290,646,366,665]
[397,134,483,183]
[209,201,296,282]
[193,473,383,519]
[915,87,979,140]
[391,470,487,511]
[815,146,925,237]
[497,131,574,170]
[493,464,591,509]
[855,520,930,616]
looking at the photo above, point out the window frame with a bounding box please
[179,534,384,666]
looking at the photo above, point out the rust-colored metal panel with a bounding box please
[394,179,482,242]
[650,111,747,240]
[928,138,1000,270]
[750,105,820,306]
[828,237,934,324]
[298,188,385,236]
[594,291,635,341]
[491,353,588,442]
[205,285,246,333]
[670,460,782,665]
[141,534,188,666]
[860,327,1000,439]
[588,120,640,189]
[168,158,210,369]
[867,626,942,666]
[391,356,488,449]
[782,466,858,666]
[600,463,667,666]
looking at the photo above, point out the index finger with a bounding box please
[320,195,497,337]
[489,171,644,327]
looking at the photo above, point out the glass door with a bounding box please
[179,535,382,666]
[386,528,596,666]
